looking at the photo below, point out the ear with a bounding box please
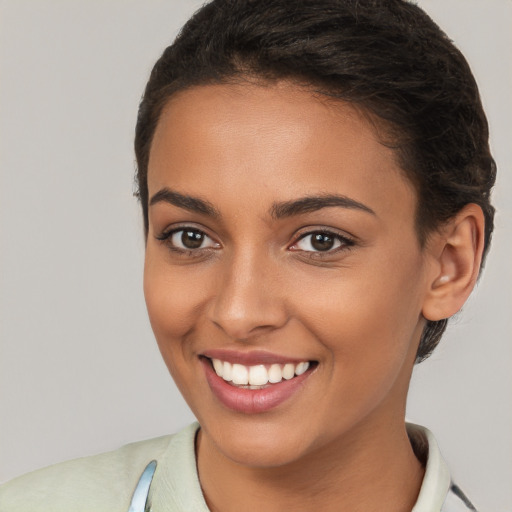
[422,204,486,322]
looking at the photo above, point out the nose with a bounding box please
[207,249,288,341]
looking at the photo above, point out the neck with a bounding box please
[196,414,424,512]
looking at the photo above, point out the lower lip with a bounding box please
[201,358,314,414]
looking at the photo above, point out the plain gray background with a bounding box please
[0,1,510,510]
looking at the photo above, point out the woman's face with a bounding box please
[144,82,433,467]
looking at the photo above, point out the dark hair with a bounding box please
[135,0,496,362]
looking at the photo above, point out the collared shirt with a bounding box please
[0,422,477,511]
[406,423,476,512]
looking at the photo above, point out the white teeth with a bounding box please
[249,365,268,386]
[295,361,310,375]
[282,363,295,380]
[212,358,224,376]
[222,361,232,381]
[231,364,249,385]
[268,364,283,384]
[210,358,311,387]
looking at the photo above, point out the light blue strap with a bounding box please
[128,460,157,512]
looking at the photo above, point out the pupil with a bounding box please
[182,230,204,249]
[311,233,334,251]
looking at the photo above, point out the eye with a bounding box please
[291,230,354,253]
[157,227,220,252]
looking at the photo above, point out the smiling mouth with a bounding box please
[200,354,317,413]
[206,358,315,389]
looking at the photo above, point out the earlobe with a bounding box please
[422,204,485,322]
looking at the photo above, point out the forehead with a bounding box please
[148,81,416,221]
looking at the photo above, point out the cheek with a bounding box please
[143,251,207,351]
[293,267,424,431]
[291,250,425,369]
[143,252,214,411]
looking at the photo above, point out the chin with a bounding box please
[199,414,316,468]
[218,434,309,469]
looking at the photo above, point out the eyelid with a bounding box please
[156,222,214,240]
[289,228,355,253]
[155,224,355,259]
[155,224,221,251]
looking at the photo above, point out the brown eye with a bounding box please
[179,230,205,249]
[292,230,353,254]
[310,233,335,251]
[161,228,220,251]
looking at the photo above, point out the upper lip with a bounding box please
[201,349,312,366]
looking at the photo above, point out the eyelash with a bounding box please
[291,230,355,258]
[155,227,220,257]
[155,226,355,259]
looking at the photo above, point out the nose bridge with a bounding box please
[208,244,287,340]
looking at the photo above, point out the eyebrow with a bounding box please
[269,194,375,219]
[149,188,221,218]
[149,188,375,219]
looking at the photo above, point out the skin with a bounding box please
[143,81,483,512]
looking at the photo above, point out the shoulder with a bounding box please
[0,434,173,512]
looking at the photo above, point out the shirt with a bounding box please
[0,422,477,511]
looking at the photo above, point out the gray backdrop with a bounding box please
[0,1,510,510]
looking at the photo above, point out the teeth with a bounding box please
[231,364,249,385]
[268,363,283,384]
[295,361,309,375]
[212,358,224,376]
[249,365,268,386]
[282,363,295,380]
[211,359,310,387]
[222,361,232,381]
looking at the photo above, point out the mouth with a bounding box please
[210,358,311,389]
[200,352,317,414]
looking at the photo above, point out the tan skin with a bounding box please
[143,81,485,512]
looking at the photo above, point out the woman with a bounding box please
[0,0,501,511]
